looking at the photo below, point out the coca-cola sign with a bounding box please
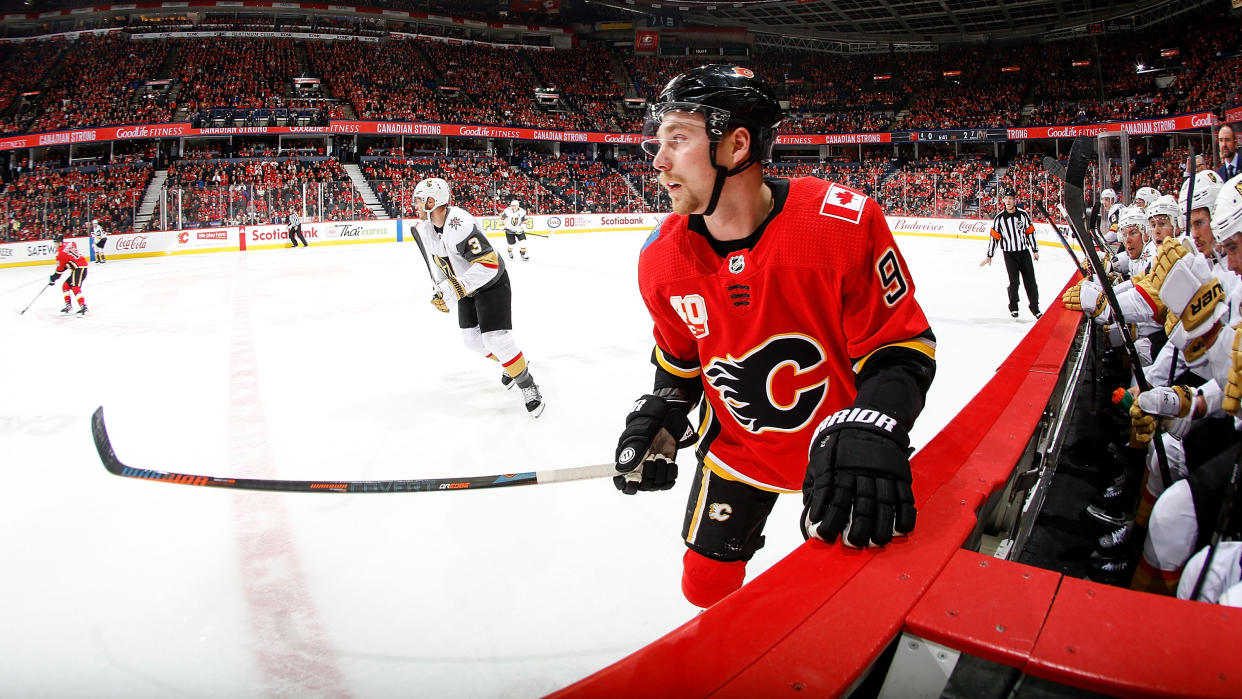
[115,235,148,250]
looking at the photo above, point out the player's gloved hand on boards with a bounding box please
[48,272,60,285]
[801,407,915,548]
[430,291,450,313]
[614,393,697,494]
[1063,278,1108,319]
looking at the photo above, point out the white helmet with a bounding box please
[1134,186,1161,209]
[510,200,520,207]
[413,178,451,210]
[1118,206,1149,239]
[92,218,99,225]
[1146,196,1180,230]
[1210,173,1242,245]
[1179,169,1224,219]
[1101,188,1118,202]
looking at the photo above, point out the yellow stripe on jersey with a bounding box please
[685,464,712,544]
[654,345,701,378]
[702,452,800,494]
[852,337,937,373]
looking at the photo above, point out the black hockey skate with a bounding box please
[520,250,529,261]
[76,305,88,316]
[501,372,515,390]
[1087,556,1135,587]
[1095,520,1139,552]
[521,384,545,418]
[60,302,71,314]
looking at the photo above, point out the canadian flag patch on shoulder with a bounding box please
[820,184,867,224]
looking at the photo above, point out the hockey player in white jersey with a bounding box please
[412,178,545,417]
[91,219,109,263]
[1099,188,1123,244]
[1123,180,1242,594]
[501,199,529,261]
[1133,186,1161,212]
[1139,195,1180,262]
[1180,169,1225,260]
[1063,207,1162,363]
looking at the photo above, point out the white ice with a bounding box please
[0,228,1077,697]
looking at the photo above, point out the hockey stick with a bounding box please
[406,217,441,289]
[1184,143,1196,235]
[1045,139,1173,488]
[1190,443,1241,601]
[91,407,615,493]
[19,281,51,315]
[1034,201,1087,278]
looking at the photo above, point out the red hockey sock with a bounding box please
[681,549,746,608]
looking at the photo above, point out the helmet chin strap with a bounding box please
[702,144,759,217]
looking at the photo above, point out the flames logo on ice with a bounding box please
[702,334,829,434]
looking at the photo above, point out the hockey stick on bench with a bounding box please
[90,407,615,493]
[1045,138,1172,488]
[1034,200,1087,278]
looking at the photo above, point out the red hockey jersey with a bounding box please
[55,241,87,272]
[638,177,933,492]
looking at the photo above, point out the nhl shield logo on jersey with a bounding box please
[703,334,829,434]
[728,254,745,274]
[820,183,867,224]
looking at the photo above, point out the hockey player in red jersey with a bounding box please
[614,65,937,608]
[48,232,89,315]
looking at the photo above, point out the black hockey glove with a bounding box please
[800,408,916,548]
[614,393,697,494]
[48,272,60,285]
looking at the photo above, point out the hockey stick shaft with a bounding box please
[1046,140,1172,486]
[1185,143,1196,235]
[406,217,443,291]
[91,407,615,493]
[1034,201,1087,277]
[19,282,50,314]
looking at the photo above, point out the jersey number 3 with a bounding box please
[876,248,909,307]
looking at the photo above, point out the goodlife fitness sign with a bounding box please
[1005,112,1215,140]
[0,112,1215,152]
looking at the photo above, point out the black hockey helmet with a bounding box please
[1003,186,1017,198]
[643,64,783,163]
[642,64,784,215]
[52,231,64,244]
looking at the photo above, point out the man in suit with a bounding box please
[1217,124,1239,181]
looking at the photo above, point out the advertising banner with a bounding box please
[1,112,1214,152]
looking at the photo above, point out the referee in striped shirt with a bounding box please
[979,187,1041,318]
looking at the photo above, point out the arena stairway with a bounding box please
[342,163,389,219]
[132,169,167,231]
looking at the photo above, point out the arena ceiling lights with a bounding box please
[594,0,1214,48]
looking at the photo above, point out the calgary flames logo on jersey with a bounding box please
[702,334,829,434]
